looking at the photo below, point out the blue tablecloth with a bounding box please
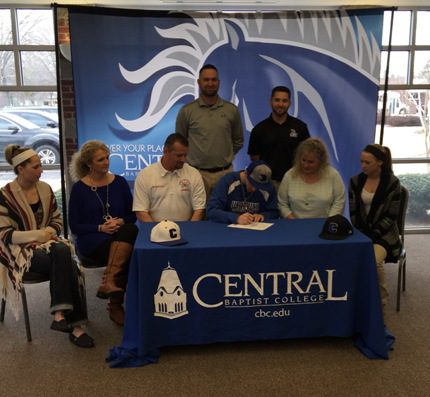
[107,219,389,368]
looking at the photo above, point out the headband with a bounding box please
[12,149,38,167]
[364,145,386,162]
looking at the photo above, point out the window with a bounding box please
[378,9,430,230]
[0,6,59,167]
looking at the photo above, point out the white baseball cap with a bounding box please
[150,220,187,246]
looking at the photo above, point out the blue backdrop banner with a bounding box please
[69,8,383,185]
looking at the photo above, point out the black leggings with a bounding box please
[86,223,138,266]
[30,242,87,325]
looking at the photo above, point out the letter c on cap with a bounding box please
[169,228,178,238]
[328,222,338,233]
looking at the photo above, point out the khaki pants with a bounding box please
[199,165,233,203]
[374,244,388,316]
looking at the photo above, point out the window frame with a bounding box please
[0,5,56,92]
[379,7,430,233]
[0,5,58,171]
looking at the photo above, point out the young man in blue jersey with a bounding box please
[207,160,278,224]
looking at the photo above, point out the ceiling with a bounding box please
[1,1,429,11]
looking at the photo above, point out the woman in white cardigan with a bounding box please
[0,144,94,348]
[278,137,345,219]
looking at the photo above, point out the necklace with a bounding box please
[90,176,112,221]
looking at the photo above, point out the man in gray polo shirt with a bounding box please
[175,64,244,200]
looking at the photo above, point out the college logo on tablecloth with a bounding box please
[154,263,189,319]
[154,265,348,320]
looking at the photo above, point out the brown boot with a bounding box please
[96,241,133,299]
[108,296,125,326]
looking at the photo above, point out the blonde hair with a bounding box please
[291,137,330,176]
[69,140,109,182]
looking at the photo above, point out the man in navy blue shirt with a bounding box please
[207,160,278,224]
[248,86,310,189]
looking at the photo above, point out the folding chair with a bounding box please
[78,253,104,269]
[77,252,105,314]
[0,271,50,342]
[394,185,409,312]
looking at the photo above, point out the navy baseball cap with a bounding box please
[246,160,272,190]
[319,215,354,240]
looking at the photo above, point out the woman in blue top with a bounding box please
[69,141,138,326]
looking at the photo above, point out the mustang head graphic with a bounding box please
[69,9,382,184]
[115,11,381,173]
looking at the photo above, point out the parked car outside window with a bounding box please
[1,108,58,128]
[0,112,60,165]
